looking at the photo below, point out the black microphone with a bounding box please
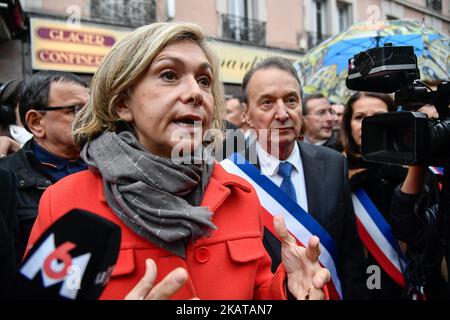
[14,209,121,300]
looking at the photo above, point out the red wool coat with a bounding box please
[26,163,288,300]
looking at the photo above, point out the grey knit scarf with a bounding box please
[81,131,216,258]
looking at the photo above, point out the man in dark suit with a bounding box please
[239,56,366,299]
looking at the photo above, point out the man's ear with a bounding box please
[241,102,253,127]
[116,93,133,122]
[25,110,45,138]
[242,102,248,113]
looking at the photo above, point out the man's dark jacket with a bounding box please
[0,168,20,298]
[323,132,342,152]
[240,141,367,299]
[0,139,53,258]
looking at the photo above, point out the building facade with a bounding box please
[300,0,449,49]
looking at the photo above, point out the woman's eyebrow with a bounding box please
[153,56,212,72]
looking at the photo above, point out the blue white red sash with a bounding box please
[429,166,443,175]
[351,188,407,287]
[220,153,343,300]
[429,166,443,190]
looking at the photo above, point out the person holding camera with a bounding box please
[389,78,449,299]
[344,39,449,299]
[340,91,412,299]
[390,160,448,299]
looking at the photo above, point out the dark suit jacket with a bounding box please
[0,140,53,259]
[241,141,367,299]
[323,132,343,152]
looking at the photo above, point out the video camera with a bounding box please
[346,44,450,166]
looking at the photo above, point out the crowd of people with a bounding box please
[0,21,448,300]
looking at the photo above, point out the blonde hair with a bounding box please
[73,22,225,148]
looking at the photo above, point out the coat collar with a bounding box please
[201,162,251,212]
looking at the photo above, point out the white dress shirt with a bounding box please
[256,142,309,212]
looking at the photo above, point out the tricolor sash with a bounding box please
[352,188,407,287]
[429,166,444,190]
[220,152,343,300]
[429,166,444,175]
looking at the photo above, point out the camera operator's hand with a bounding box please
[418,104,438,119]
[0,136,21,157]
[401,166,426,195]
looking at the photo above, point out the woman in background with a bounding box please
[340,91,407,299]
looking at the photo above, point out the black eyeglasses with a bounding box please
[33,104,84,114]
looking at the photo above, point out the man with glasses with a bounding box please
[302,93,340,151]
[0,71,89,256]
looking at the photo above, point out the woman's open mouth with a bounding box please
[172,114,203,133]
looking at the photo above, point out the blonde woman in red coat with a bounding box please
[25,22,330,300]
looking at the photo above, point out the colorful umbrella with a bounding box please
[293,19,450,104]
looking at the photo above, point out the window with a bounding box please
[222,0,265,44]
[228,0,247,19]
[307,0,330,47]
[337,1,352,32]
[90,0,156,26]
[314,0,326,39]
[227,0,247,41]
[426,0,442,12]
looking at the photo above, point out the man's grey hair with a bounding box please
[241,56,302,102]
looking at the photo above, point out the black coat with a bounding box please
[0,139,54,258]
[241,141,367,299]
[390,170,447,299]
[323,132,343,152]
[0,168,20,298]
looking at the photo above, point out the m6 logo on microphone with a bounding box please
[16,209,121,300]
[20,233,91,300]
